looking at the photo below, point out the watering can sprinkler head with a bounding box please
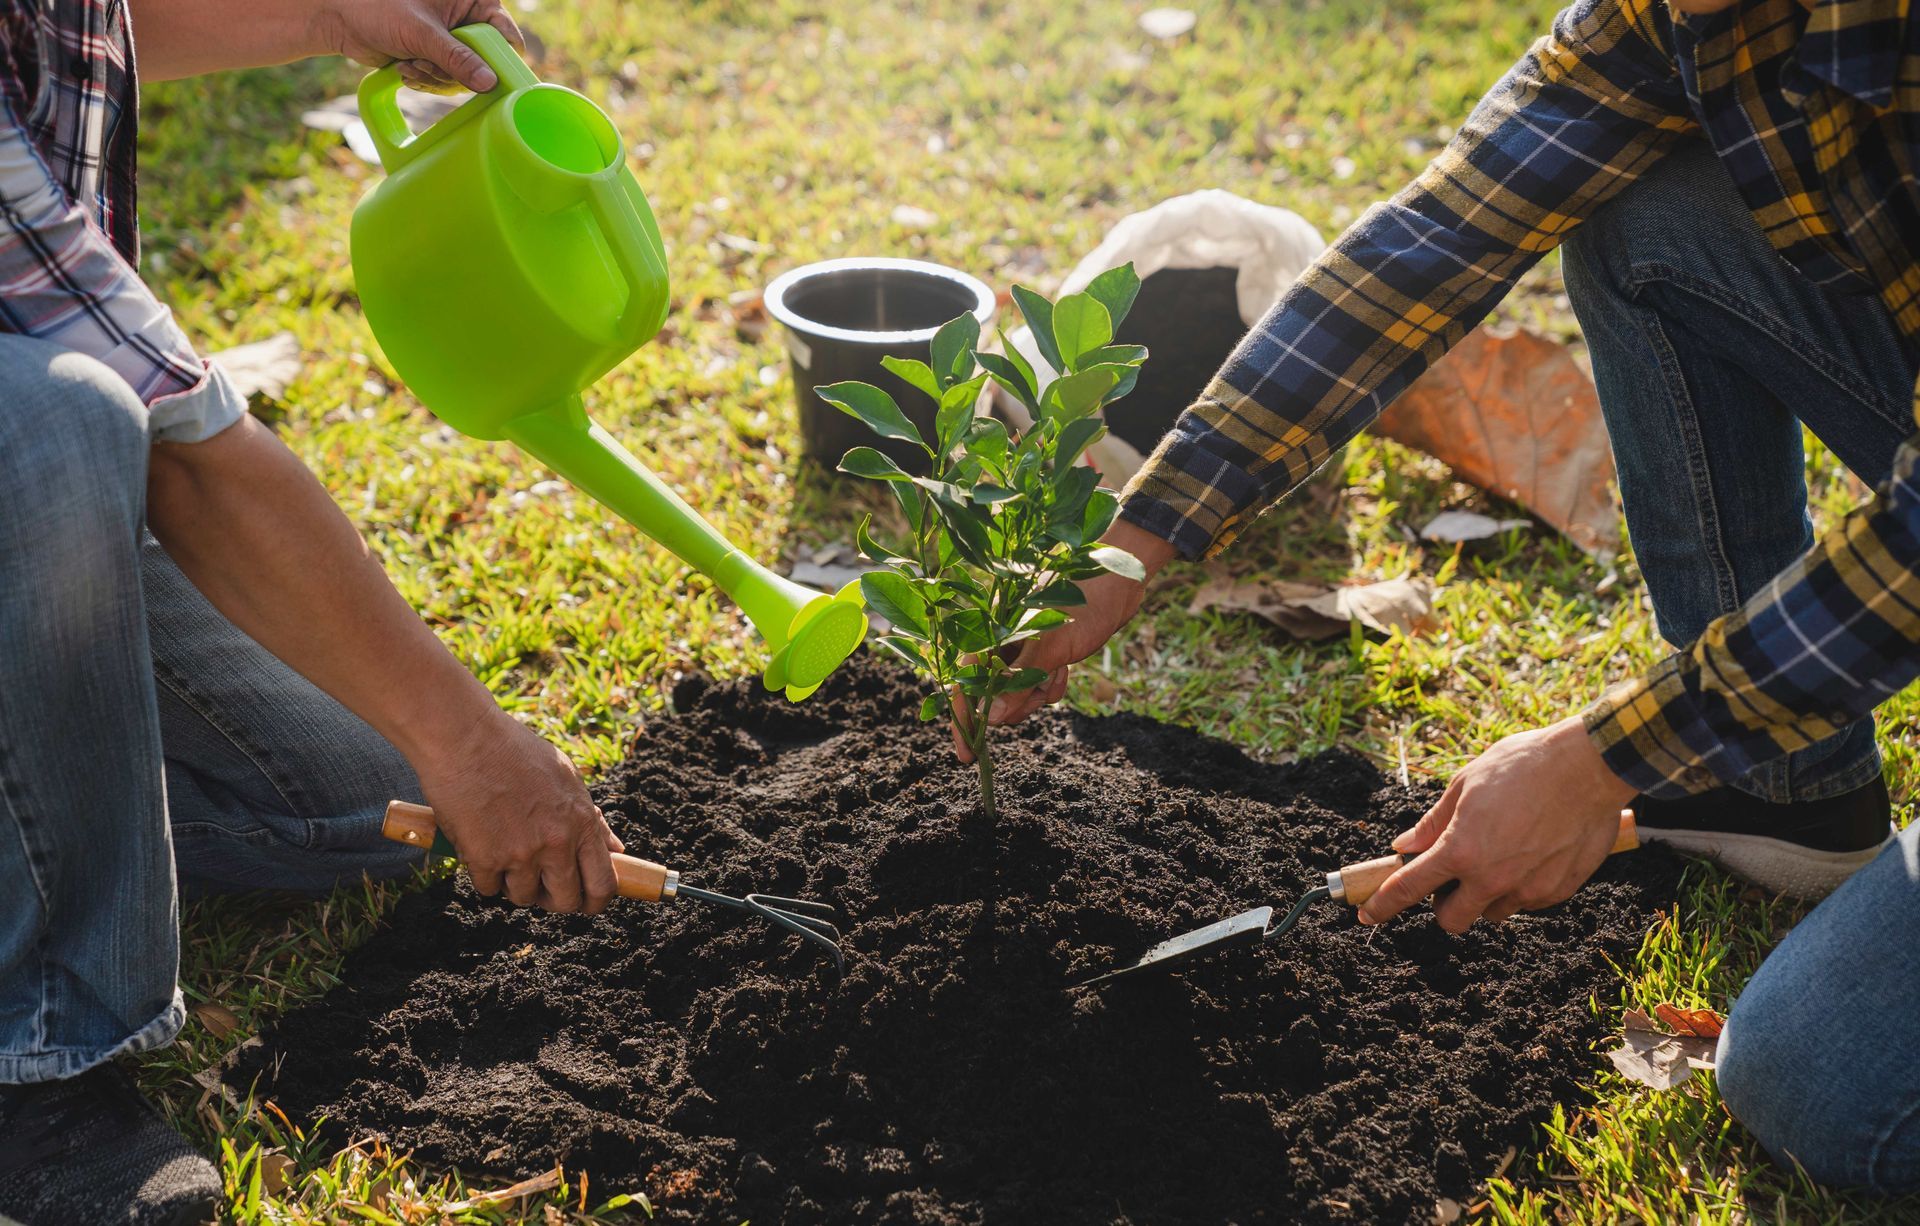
[347,25,868,700]
[743,573,869,703]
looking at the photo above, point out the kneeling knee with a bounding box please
[1717,1002,1920,1192]
[0,344,151,520]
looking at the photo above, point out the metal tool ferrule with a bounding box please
[662,869,680,898]
[1324,871,1347,903]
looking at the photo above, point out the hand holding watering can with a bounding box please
[351,25,867,700]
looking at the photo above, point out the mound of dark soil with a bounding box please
[234,659,1680,1224]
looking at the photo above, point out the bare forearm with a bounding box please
[129,0,322,80]
[129,0,523,92]
[146,416,502,767]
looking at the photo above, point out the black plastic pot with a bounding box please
[765,257,995,474]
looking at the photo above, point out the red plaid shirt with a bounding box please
[0,0,242,442]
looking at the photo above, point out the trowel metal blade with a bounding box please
[1071,906,1275,988]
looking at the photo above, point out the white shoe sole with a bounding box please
[1638,824,1894,900]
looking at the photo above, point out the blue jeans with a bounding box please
[0,334,423,1085]
[1564,143,1919,1192]
[1713,822,1920,1191]
[1562,139,1916,804]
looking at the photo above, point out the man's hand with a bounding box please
[313,0,525,93]
[132,0,523,92]
[952,518,1176,761]
[1356,717,1637,931]
[414,712,625,914]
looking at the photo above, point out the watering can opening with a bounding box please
[511,86,621,176]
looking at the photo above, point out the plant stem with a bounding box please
[973,730,996,821]
[953,691,997,821]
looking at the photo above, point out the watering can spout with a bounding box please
[506,400,867,701]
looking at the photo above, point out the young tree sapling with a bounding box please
[817,264,1148,819]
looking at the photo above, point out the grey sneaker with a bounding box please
[1630,776,1896,900]
[0,1063,219,1226]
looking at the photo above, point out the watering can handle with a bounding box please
[586,169,672,339]
[356,23,540,171]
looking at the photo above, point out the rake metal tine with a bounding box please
[745,894,846,975]
[750,893,839,921]
[746,894,843,941]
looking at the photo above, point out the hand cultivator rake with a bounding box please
[382,801,845,974]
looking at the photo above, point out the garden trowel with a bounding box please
[1071,813,1639,988]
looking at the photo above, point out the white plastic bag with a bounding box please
[996,190,1325,481]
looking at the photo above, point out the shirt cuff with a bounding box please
[1581,657,1722,800]
[147,361,247,445]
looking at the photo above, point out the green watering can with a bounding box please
[349,25,865,700]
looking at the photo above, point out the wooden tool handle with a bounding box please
[1331,811,1639,908]
[381,800,676,903]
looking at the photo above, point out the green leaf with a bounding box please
[1048,476,1108,547]
[1012,285,1064,374]
[945,608,998,654]
[976,351,1039,414]
[1051,462,1098,511]
[918,691,944,722]
[1082,488,1120,541]
[933,494,994,565]
[912,476,971,504]
[997,666,1052,693]
[1017,607,1070,633]
[839,446,914,482]
[1042,368,1119,423]
[1033,576,1087,607]
[929,313,981,388]
[856,513,907,562]
[971,483,1021,504]
[1090,544,1145,581]
[1084,263,1142,330]
[1058,418,1105,467]
[874,634,928,670]
[1075,361,1141,405]
[860,570,930,637]
[889,481,925,533]
[1000,328,1040,395]
[881,355,942,403]
[1085,343,1147,367]
[817,381,929,453]
[936,374,987,455]
[1051,292,1113,369]
[963,417,1010,470]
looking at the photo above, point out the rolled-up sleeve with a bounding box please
[1584,400,1920,797]
[1119,0,1695,558]
[0,94,244,443]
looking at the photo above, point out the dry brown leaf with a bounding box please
[1608,1007,1720,1090]
[442,1165,564,1211]
[191,1001,241,1039]
[1653,1002,1725,1038]
[1376,324,1619,555]
[1188,575,1435,641]
[259,1152,295,1195]
[210,332,303,402]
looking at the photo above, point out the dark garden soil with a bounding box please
[234,658,1682,1224]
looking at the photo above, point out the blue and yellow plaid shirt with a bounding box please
[1118,0,1920,798]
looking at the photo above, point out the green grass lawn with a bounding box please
[136,0,1916,1220]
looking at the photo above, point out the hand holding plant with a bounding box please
[819,264,1150,819]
